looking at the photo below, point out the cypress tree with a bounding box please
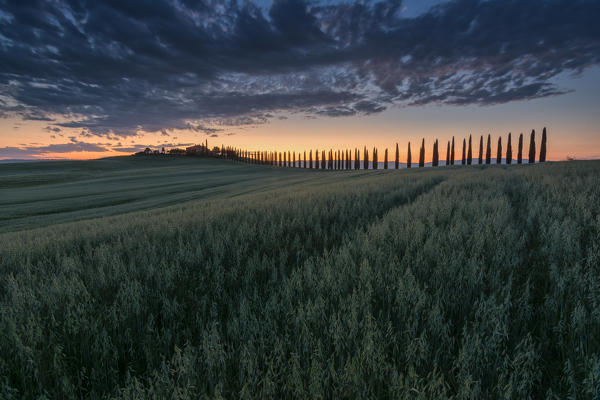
[384,148,388,169]
[283,151,286,167]
[348,149,352,170]
[446,141,450,166]
[478,135,483,164]
[450,137,455,165]
[347,149,350,170]
[309,150,312,168]
[329,150,336,169]
[461,138,466,165]
[373,147,378,169]
[497,137,502,164]
[289,151,291,167]
[540,127,547,162]
[364,147,369,170]
[506,133,512,164]
[419,139,425,168]
[432,140,439,167]
[330,150,334,169]
[395,143,399,169]
[322,150,326,169]
[304,151,306,168]
[518,133,523,164]
[332,150,335,170]
[486,134,491,164]
[293,152,296,167]
[315,150,319,169]
[407,142,412,168]
[529,129,535,163]
[355,148,359,170]
[467,135,472,165]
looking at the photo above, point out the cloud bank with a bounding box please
[0,0,598,137]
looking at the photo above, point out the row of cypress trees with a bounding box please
[226,128,547,169]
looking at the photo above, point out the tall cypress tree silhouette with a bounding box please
[467,135,472,165]
[384,148,388,169]
[540,127,547,162]
[407,142,412,168]
[529,130,536,163]
[349,149,352,169]
[344,150,347,170]
[309,150,313,168]
[432,140,439,167]
[364,147,369,170]
[462,138,466,165]
[355,148,359,170]
[315,150,319,169]
[478,136,483,164]
[446,141,450,166]
[518,133,523,164]
[486,134,491,164]
[293,152,296,167]
[322,150,326,169]
[497,137,502,164]
[506,133,512,164]
[419,139,425,167]
[373,147,378,169]
[395,143,399,169]
[333,150,336,170]
[347,149,350,170]
[450,137,455,165]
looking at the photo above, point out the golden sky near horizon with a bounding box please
[1,68,599,162]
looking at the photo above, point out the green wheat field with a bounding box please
[1,157,599,399]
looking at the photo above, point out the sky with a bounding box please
[0,0,599,161]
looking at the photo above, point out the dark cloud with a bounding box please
[0,141,108,157]
[0,0,598,136]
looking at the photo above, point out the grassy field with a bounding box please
[0,158,599,399]
[0,157,339,233]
